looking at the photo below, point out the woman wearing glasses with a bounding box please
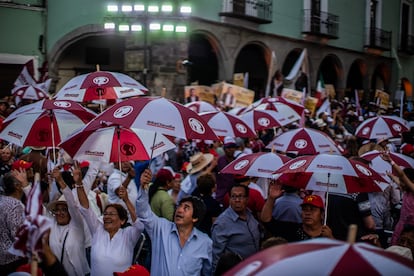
[73,162,145,276]
[48,165,90,276]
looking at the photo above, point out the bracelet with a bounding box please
[74,184,83,188]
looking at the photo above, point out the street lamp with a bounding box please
[103,1,192,86]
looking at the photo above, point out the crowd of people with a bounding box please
[1,94,414,275]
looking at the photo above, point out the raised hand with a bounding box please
[268,180,285,200]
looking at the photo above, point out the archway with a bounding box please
[370,63,391,99]
[316,54,343,98]
[346,59,367,100]
[234,43,268,100]
[188,33,219,85]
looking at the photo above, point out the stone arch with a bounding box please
[187,30,222,85]
[234,41,269,100]
[316,53,344,98]
[371,62,391,95]
[346,58,367,100]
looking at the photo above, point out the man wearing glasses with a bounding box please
[211,184,261,273]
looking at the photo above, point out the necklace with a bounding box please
[57,225,69,243]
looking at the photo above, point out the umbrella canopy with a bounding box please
[12,84,50,101]
[225,238,414,276]
[266,127,344,155]
[184,101,218,113]
[220,152,291,178]
[244,96,305,117]
[0,99,96,147]
[54,71,147,102]
[273,154,387,194]
[239,110,295,131]
[227,106,247,116]
[59,123,176,163]
[199,111,256,138]
[85,96,218,140]
[355,115,409,140]
[360,150,414,180]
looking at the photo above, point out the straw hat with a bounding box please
[186,152,214,174]
[47,194,67,211]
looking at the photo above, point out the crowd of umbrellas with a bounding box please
[3,69,414,275]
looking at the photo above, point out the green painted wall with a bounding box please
[0,6,44,58]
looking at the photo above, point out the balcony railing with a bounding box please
[399,34,414,55]
[364,27,391,51]
[220,0,272,24]
[302,9,339,39]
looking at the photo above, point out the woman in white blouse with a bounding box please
[74,163,144,276]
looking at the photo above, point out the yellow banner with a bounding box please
[281,88,303,103]
[375,89,390,109]
[184,85,216,104]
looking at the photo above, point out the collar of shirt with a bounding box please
[170,223,198,241]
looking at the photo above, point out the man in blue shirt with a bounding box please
[211,184,261,273]
[136,168,212,275]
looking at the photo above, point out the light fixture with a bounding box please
[134,4,145,11]
[149,23,161,30]
[148,5,159,13]
[107,4,118,12]
[180,6,192,14]
[121,5,133,12]
[131,24,143,31]
[175,25,187,32]
[104,22,116,29]
[118,24,130,31]
[161,4,173,12]
[162,24,174,32]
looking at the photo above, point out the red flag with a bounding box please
[9,174,52,259]
[14,60,37,87]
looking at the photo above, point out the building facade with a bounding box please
[1,0,414,104]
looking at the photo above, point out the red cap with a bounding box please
[113,264,150,276]
[12,159,33,170]
[301,195,324,209]
[17,263,43,276]
[402,144,414,155]
[80,160,90,168]
[156,168,174,183]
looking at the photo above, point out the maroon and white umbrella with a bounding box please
[85,96,218,140]
[54,71,147,102]
[0,99,96,147]
[199,111,256,138]
[59,123,176,163]
[220,152,291,178]
[12,84,50,101]
[227,106,247,116]
[184,101,218,113]
[266,127,344,155]
[360,150,414,181]
[239,110,296,131]
[225,238,414,276]
[273,154,387,194]
[244,96,305,117]
[355,115,409,140]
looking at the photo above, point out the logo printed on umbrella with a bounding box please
[36,129,50,142]
[234,160,250,170]
[355,164,372,176]
[295,139,308,149]
[362,127,371,135]
[113,106,133,118]
[289,160,307,170]
[53,101,71,108]
[188,118,205,134]
[392,123,402,132]
[121,142,136,156]
[93,76,109,86]
[235,123,247,134]
[258,117,270,127]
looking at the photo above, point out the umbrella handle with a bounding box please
[324,173,331,225]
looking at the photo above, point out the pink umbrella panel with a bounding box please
[85,96,218,140]
[59,124,176,163]
[199,111,256,138]
[220,151,291,178]
[266,127,344,155]
[0,99,96,148]
[54,71,148,102]
[239,109,297,131]
[225,238,414,276]
[184,101,218,113]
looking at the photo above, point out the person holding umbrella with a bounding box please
[261,181,334,242]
